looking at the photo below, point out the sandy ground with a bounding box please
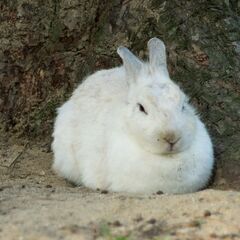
[0,137,240,240]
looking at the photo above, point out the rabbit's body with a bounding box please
[52,38,214,194]
[52,67,127,187]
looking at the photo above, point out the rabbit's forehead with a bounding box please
[144,83,183,106]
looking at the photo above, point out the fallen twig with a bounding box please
[9,142,29,169]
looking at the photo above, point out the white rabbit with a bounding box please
[52,38,214,194]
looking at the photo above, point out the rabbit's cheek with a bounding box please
[180,133,195,151]
[176,139,188,152]
[187,121,196,132]
[185,121,197,142]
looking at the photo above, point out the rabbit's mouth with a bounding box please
[162,141,191,155]
[143,142,185,155]
[158,139,187,155]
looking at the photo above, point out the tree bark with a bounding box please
[0,0,239,188]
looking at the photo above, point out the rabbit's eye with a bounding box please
[138,103,148,115]
[182,105,186,111]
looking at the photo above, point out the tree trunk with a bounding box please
[0,0,239,189]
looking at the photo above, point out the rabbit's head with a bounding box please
[118,38,198,155]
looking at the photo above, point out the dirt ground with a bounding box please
[0,135,240,240]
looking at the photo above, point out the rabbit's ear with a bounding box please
[117,46,142,83]
[148,37,167,68]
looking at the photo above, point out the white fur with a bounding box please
[52,38,214,194]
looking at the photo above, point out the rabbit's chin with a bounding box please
[161,148,186,156]
[149,148,186,156]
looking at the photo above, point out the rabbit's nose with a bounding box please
[163,132,181,146]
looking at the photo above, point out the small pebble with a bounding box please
[156,191,163,195]
[187,220,201,228]
[134,214,143,222]
[170,231,176,236]
[203,210,211,217]
[147,218,156,224]
[112,220,122,227]
[100,190,108,194]
[142,223,154,232]
[39,170,45,176]
[219,178,227,185]
[0,211,7,215]
[45,184,52,188]
[210,233,218,238]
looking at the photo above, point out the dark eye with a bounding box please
[138,103,148,115]
[182,105,185,111]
